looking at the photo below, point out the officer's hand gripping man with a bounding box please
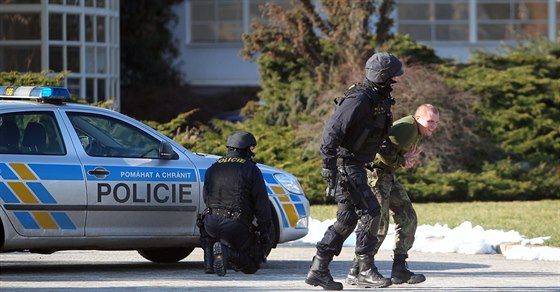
[198,131,272,276]
[305,52,404,290]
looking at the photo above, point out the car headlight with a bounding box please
[274,173,304,195]
[295,216,309,229]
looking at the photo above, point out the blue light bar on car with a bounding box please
[0,86,70,100]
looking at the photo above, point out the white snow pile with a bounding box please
[292,217,560,261]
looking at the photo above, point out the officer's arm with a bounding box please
[252,167,272,233]
[381,122,416,167]
[202,168,211,205]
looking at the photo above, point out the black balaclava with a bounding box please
[364,77,396,97]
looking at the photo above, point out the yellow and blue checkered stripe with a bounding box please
[262,173,307,228]
[0,163,81,230]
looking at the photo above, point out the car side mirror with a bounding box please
[159,141,178,160]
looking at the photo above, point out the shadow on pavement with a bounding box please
[2,258,558,284]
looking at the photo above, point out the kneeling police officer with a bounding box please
[198,131,272,276]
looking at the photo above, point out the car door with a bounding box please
[0,110,86,237]
[61,109,199,236]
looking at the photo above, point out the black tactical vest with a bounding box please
[337,84,393,162]
[205,156,253,216]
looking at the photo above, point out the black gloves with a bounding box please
[379,138,397,157]
[322,167,338,198]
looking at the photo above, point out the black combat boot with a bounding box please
[344,256,358,285]
[203,247,214,274]
[356,254,392,288]
[305,255,343,290]
[213,242,228,276]
[391,254,426,284]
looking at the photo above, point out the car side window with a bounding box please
[66,112,161,159]
[0,112,66,155]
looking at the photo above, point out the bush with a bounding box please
[0,71,65,87]
[401,160,560,202]
[442,39,560,165]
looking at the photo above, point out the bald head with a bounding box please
[415,104,439,117]
[414,104,440,136]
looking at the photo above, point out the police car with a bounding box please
[0,86,309,263]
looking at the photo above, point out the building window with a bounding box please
[86,78,94,102]
[67,46,80,73]
[477,0,548,40]
[66,14,80,41]
[0,46,41,72]
[97,47,106,73]
[397,0,469,41]
[0,13,41,40]
[189,0,290,43]
[190,0,243,43]
[49,13,63,40]
[66,77,81,97]
[97,16,106,43]
[49,45,63,72]
[86,15,95,41]
[97,78,106,101]
[86,46,95,73]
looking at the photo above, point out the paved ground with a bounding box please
[1,244,559,291]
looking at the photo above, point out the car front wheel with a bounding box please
[138,247,195,263]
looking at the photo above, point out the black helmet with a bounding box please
[365,52,404,84]
[226,131,257,149]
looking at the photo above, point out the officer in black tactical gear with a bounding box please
[198,131,272,276]
[305,52,403,290]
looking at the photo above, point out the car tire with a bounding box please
[138,246,195,263]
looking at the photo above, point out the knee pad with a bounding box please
[333,209,358,238]
[358,213,381,240]
[332,220,357,239]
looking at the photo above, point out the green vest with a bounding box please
[373,115,422,172]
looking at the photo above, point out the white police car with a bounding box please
[0,86,309,263]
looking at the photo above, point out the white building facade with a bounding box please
[175,0,559,86]
[0,0,120,109]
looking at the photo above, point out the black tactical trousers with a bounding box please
[316,163,381,257]
[202,214,261,273]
